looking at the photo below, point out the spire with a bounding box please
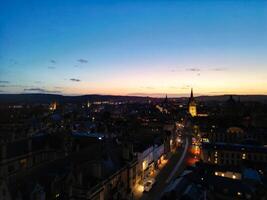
[190,88,194,99]
[164,94,168,104]
[188,88,197,117]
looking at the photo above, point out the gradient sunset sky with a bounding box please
[0,0,267,97]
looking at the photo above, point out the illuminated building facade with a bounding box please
[49,101,57,111]
[188,88,197,117]
[201,143,267,167]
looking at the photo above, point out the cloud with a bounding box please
[0,81,9,84]
[186,68,201,72]
[50,59,56,64]
[169,85,192,90]
[0,84,27,88]
[77,58,88,64]
[70,78,81,82]
[180,85,191,90]
[34,81,42,84]
[54,86,63,89]
[169,67,183,73]
[210,68,227,71]
[23,88,61,93]
[48,66,56,69]
[0,90,5,93]
[12,84,26,88]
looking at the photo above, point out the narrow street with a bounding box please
[137,136,191,200]
[165,137,189,183]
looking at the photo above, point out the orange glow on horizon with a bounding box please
[8,66,267,96]
[57,68,267,96]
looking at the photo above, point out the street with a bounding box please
[137,135,192,200]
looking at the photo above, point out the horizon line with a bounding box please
[1,92,267,98]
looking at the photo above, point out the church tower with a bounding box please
[163,94,168,105]
[188,88,197,117]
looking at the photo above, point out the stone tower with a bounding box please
[188,88,197,117]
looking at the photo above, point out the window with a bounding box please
[20,159,27,169]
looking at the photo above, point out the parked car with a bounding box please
[144,180,153,192]
[144,178,156,192]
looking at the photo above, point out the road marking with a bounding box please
[165,137,189,183]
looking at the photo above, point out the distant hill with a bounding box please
[195,95,267,103]
[0,94,152,104]
[0,93,266,104]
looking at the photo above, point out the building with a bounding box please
[201,142,267,168]
[49,101,57,111]
[188,89,197,117]
[162,162,265,200]
[0,133,63,179]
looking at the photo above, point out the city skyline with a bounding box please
[1,0,267,96]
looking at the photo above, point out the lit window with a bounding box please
[221,173,224,177]
[215,172,218,176]
[242,153,246,159]
[20,159,27,169]
[142,160,147,171]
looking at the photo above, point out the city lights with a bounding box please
[1,1,267,200]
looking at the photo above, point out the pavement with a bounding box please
[136,136,191,200]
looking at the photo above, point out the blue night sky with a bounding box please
[0,0,267,96]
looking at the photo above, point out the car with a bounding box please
[143,178,156,192]
[144,181,153,192]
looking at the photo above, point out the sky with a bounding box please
[0,0,267,97]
